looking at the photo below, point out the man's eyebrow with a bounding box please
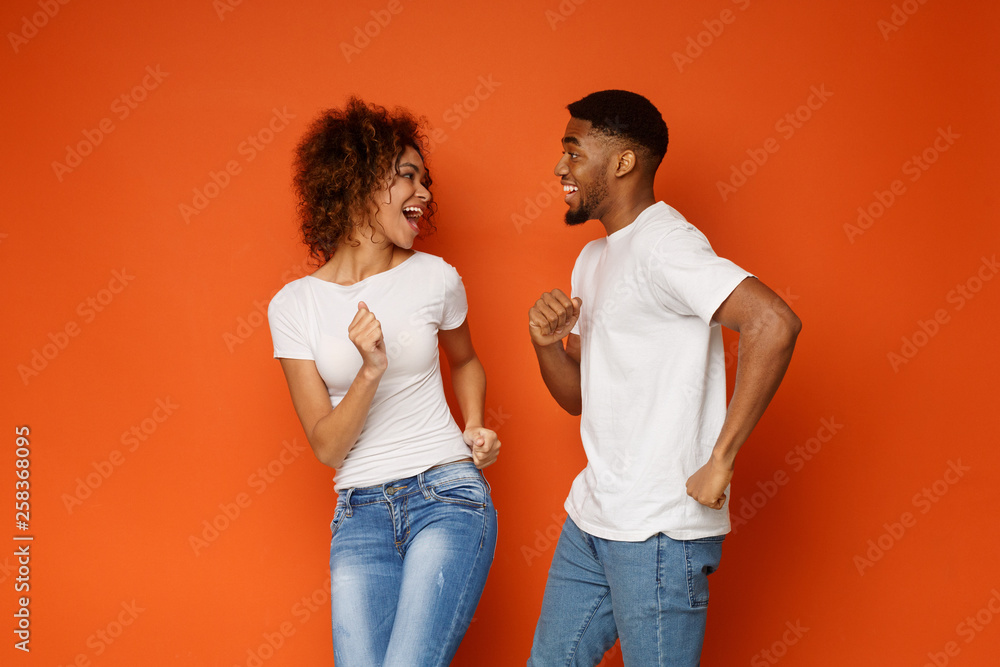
[562,136,581,147]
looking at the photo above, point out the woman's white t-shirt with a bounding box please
[267,252,471,490]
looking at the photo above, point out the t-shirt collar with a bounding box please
[606,201,666,243]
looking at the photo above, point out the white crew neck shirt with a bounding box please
[267,252,470,490]
[568,202,753,541]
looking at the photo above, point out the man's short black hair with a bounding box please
[567,90,668,166]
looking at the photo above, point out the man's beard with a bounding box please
[565,173,608,226]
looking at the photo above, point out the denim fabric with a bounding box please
[528,517,723,666]
[329,461,497,666]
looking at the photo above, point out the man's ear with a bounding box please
[613,149,637,178]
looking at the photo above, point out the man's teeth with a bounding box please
[563,185,578,193]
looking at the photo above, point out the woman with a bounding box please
[267,98,499,666]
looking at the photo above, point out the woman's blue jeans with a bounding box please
[329,460,497,666]
[528,517,724,666]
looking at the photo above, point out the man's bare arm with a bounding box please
[528,289,583,416]
[686,277,802,509]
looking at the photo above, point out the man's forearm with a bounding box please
[533,340,582,416]
[712,313,801,466]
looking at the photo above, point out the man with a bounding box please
[527,90,801,666]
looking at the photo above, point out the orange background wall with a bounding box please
[3,0,999,665]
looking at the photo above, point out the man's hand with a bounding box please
[464,427,500,469]
[528,289,582,346]
[685,458,734,510]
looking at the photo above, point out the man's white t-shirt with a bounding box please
[267,252,471,491]
[568,202,752,541]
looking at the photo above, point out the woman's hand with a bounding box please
[463,426,500,469]
[348,301,387,378]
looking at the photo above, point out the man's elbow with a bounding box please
[780,309,802,348]
[559,397,582,417]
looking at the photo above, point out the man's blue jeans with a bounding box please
[329,461,497,666]
[529,517,724,666]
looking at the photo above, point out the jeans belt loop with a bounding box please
[343,487,355,518]
[417,471,433,500]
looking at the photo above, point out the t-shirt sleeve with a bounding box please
[649,225,753,325]
[268,285,314,360]
[570,253,583,336]
[440,261,468,330]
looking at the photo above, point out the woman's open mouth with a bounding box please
[403,206,424,231]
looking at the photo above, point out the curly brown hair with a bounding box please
[292,97,436,263]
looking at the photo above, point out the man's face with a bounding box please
[554,117,610,226]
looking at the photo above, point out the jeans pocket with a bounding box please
[683,535,724,608]
[330,503,347,538]
[428,475,488,509]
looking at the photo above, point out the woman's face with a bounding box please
[371,145,431,249]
